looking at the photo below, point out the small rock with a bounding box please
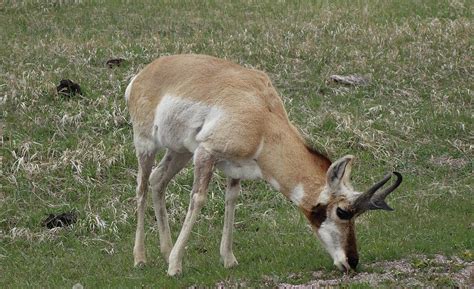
[42,212,77,229]
[72,283,83,289]
[106,58,125,68]
[57,79,82,97]
[329,74,370,86]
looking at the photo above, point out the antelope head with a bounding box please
[309,155,402,272]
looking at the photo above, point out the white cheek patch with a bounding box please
[290,183,305,205]
[318,220,346,264]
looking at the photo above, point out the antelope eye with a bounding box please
[336,207,353,220]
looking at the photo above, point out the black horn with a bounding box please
[353,172,403,214]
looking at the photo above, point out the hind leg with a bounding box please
[167,146,215,276]
[150,149,192,262]
[133,149,156,267]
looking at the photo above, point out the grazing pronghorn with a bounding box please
[125,54,402,276]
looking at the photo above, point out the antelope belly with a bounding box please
[217,160,262,180]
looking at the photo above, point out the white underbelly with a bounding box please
[216,159,262,180]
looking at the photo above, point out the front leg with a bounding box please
[167,146,215,276]
[220,178,240,268]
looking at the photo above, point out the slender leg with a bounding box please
[133,150,156,267]
[220,178,240,268]
[167,146,215,276]
[150,149,192,262]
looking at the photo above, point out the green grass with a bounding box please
[1,0,472,287]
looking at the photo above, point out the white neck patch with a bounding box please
[290,183,305,205]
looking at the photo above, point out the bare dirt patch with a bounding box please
[278,254,473,288]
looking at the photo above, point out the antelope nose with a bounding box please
[348,256,359,270]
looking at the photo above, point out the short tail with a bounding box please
[124,75,137,102]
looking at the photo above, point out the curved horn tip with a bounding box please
[392,171,403,180]
[370,200,394,211]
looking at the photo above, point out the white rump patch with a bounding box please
[153,95,223,153]
[290,183,305,205]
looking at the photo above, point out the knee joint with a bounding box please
[149,169,161,184]
[192,193,207,209]
[225,194,238,205]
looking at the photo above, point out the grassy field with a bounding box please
[1,0,472,287]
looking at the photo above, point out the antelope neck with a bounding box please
[257,128,329,210]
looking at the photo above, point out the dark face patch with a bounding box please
[308,204,328,228]
[344,222,359,270]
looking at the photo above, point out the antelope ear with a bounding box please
[327,155,354,190]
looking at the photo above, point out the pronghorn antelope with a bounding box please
[125,54,402,276]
